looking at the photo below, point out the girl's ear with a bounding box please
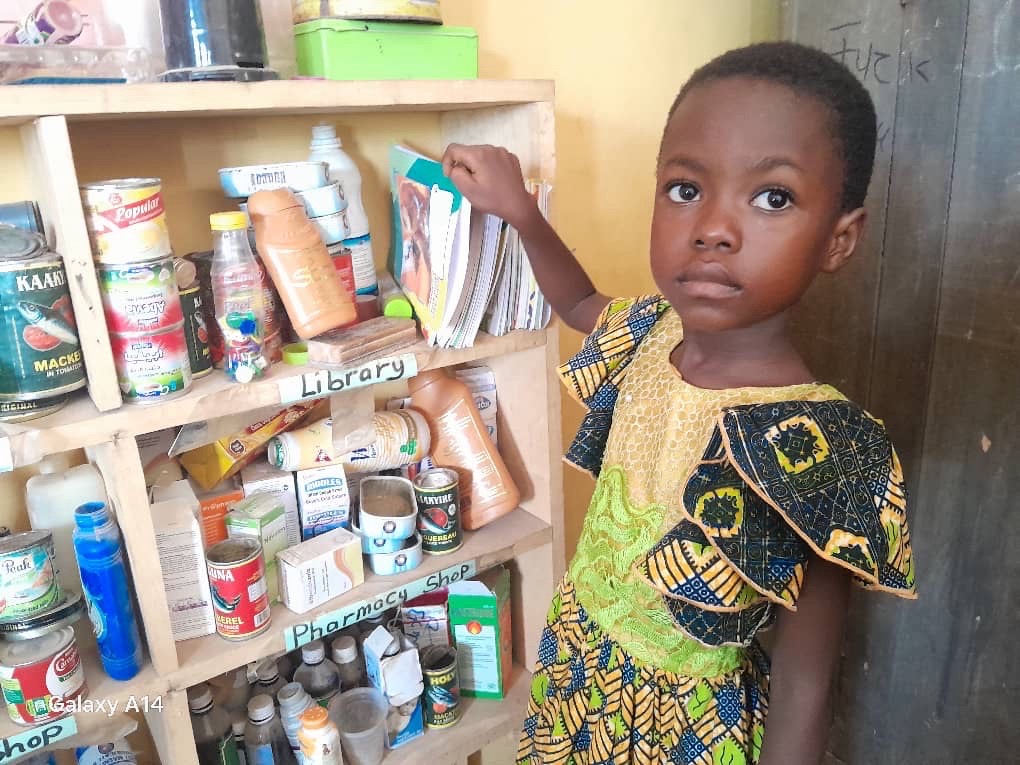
[821,207,867,273]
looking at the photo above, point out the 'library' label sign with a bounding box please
[285,560,476,651]
[277,354,418,404]
[0,715,76,762]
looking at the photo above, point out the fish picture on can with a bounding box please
[17,296,78,350]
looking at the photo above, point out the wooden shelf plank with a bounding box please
[170,508,552,690]
[384,665,531,765]
[0,329,548,468]
[0,80,554,125]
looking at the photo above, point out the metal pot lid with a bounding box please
[0,224,45,261]
[0,589,84,642]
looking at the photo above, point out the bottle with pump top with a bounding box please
[408,369,521,529]
[247,189,357,339]
[293,640,341,708]
[189,683,241,765]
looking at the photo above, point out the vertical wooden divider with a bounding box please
[146,689,199,765]
[19,116,121,412]
[87,436,179,677]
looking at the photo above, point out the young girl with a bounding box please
[443,42,917,765]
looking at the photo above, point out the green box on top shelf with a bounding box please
[294,20,478,80]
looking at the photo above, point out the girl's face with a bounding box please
[651,76,863,334]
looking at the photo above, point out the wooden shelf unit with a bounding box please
[0,80,562,764]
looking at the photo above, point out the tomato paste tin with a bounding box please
[110,326,192,404]
[0,227,86,419]
[413,468,462,555]
[179,283,212,378]
[327,242,356,299]
[420,645,461,729]
[0,626,86,726]
[0,531,61,622]
[97,256,183,334]
[206,537,272,640]
[80,178,172,264]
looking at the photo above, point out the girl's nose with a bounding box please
[692,202,741,252]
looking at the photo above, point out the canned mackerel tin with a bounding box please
[420,644,461,729]
[0,226,86,421]
[0,531,61,623]
[110,326,193,404]
[80,178,171,264]
[97,255,183,334]
[413,468,462,555]
[206,537,271,641]
[178,283,212,378]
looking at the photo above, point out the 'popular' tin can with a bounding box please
[97,256,183,334]
[0,531,61,623]
[420,645,461,729]
[0,226,86,419]
[0,626,86,726]
[110,325,192,404]
[80,178,171,264]
[206,537,271,641]
[414,468,462,555]
[178,283,212,378]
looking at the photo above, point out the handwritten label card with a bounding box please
[277,354,419,405]
[0,715,77,762]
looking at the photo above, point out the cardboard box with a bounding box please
[241,462,300,546]
[400,590,449,648]
[225,494,288,604]
[136,426,182,488]
[151,477,243,549]
[448,565,511,698]
[363,627,424,749]
[295,463,351,539]
[277,528,363,614]
[150,495,216,641]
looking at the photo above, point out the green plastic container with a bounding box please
[294,20,478,80]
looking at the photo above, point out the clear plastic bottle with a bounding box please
[210,211,268,383]
[254,660,288,702]
[233,716,248,765]
[189,683,241,765]
[293,641,341,708]
[308,124,376,295]
[245,694,296,765]
[297,706,343,765]
[278,682,315,763]
[72,502,143,681]
[330,636,364,690]
[214,667,253,718]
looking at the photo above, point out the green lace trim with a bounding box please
[567,465,743,676]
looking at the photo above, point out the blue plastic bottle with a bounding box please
[73,502,143,681]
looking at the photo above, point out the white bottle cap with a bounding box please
[232,718,246,736]
[302,640,325,664]
[248,694,275,723]
[312,123,342,147]
[256,660,280,683]
[331,636,358,664]
[187,684,213,712]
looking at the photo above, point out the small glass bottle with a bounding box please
[254,660,288,700]
[331,635,364,689]
[244,694,296,765]
[188,683,241,765]
[292,641,341,708]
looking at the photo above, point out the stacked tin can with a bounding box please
[81,178,194,404]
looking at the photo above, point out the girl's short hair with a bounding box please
[668,41,877,212]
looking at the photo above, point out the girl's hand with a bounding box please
[442,144,539,231]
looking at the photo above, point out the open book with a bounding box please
[389,144,552,348]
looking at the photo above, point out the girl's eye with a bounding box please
[667,182,701,204]
[751,188,793,211]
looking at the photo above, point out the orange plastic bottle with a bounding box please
[408,369,520,530]
[247,189,356,338]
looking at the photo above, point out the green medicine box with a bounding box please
[448,565,512,699]
[295,20,478,80]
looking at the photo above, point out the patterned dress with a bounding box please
[517,297,916,765]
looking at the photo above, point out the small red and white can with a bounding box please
[97,255,184,334]
[328,243,357,300]
[110,325,192,404]
[0,626,87,726]
[206,537,272,641]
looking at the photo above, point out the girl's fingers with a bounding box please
[442,143,479,177]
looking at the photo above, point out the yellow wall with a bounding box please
[442,0,780,559]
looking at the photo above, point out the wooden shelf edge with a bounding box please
[169,507,553,691]
[384,664,532,764]
[0,329,549,468]
[0,80,555,124]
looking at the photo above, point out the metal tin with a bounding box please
[344,409,430,474]
[327,242,356,299]
[351,522,404,555]
[420,645,461,729]
[0,590,84,641]
[296,182,347,218]
[110,325,193,404]
[0,227,86,410]
[97,256,184,334]
[413,468,462,555]
[0,393,72,423]
[311,208,351,245]
[359,476,418,539]
[0,201,43,234]
[179,283,212,378]
[188,251,224,367]
[206,537,271,640]
[0,531,61,623]
[218,162,329,199]
[80,178,172,264]
[0,626,87,726]
[366,533,423,576]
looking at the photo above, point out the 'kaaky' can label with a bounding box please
[414,468,462,555]
[421,645,461,729]
[206,537,271,641]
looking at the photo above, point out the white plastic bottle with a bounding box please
[293,641,341,707]
[25,460,108,592]
[75,739,137,764]
[298,706,343,765]
[278,682,315,763]
[308,124,377,295]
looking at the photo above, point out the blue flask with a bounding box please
[73,502,142,681]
